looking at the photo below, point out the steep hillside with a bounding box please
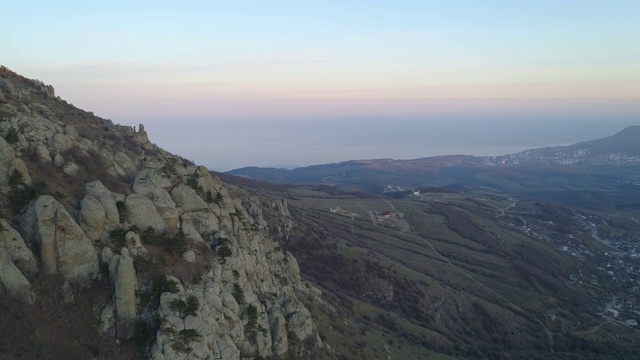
[0,67,329,359]
[227,178,640,360]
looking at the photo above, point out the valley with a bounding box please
[220,173,640,359]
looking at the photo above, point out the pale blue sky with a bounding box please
[3,1,640,169]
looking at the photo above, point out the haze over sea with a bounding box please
[4,1,639,171]
[139,115,635,172]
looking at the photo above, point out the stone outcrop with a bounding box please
[124,231,149,258]
[0,136,32,191]
[0,68,326,359]
[134,169,179,228]
[124,194,167,233]
[112,248,137,340]
[0,248,35,304]
[85,180,121,224]
[0,219,38,275]
[0,219,37,304]
[21,195,99,282]
[148,194,322,360]
[80,195,106,242]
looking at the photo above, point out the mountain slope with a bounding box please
[0,66,328,359]
[224,175,640,360]
[3,66,640,360]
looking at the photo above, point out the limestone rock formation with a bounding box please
[171,183,209,212]
[0,219,38,275]
[148,202,323,359]
[112,248,137,340]
[124,231,149,258]
[0,68,326,359]
[21,195,99,282]
[85,180,121,224]
[80,195,106,242]
[0,248,35,304]
[0,219,37,304]
[0,136,32,191]
[124,194,167,233]
[134,169,178,228]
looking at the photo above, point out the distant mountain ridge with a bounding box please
[512,125,640,158]
[227,126,640,202]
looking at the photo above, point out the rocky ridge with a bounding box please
[0,66,326,359]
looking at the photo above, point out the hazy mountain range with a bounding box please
[228,126,640,207]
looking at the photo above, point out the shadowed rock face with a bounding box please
[0,219,37,304]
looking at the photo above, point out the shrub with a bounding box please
[161,158,177,176]
[167,229,187,254]
[4,127,19,144]
[186,173,203,195]
[170,295,199,317]
[232,283,245,305]
[147,275,179,307]
[177,329,202,343]
[115,200,126,223]
[192,271,203,285]
[217,246,232,263]
[214,191,224,205]
[109,228,127,248]
[140,226,158,244]
[133,319,156,353]
[6,169,45,215]
[216,238,232,263]
[7,168,24,188]
[247,304,258,328]
[133,255,150,273]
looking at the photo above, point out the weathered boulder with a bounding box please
[285,305,316,341]
[53,152,65,167]
[182,250,196,263]
[34,142,52,164]
[124,231,149,258]
[100,302,116,337]
[64,124,78,139]
[268,308,289,356]
[62,162,78,176]
[135,123,150,144]
[113,151,136,176]
[80,195,106,242]
[177,212,204,243]
[85,180,120,224]
[170,184,209,212]
[190,211,219,240]
[133,169,171,196]
[0,248,36,304]
[112,248,137,340]
[124,194,167,233]
[0,136,16,169]
[21,195,99,282]
[245,198,268,230]
[0,219,38,275]
[0,217,38,305]
[133,169,178,228]
[51,132,73,151]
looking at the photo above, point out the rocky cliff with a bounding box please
[0,66,326,359]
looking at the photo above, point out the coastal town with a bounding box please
[493,198,640,329]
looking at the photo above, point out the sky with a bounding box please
[4,1,640,170]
